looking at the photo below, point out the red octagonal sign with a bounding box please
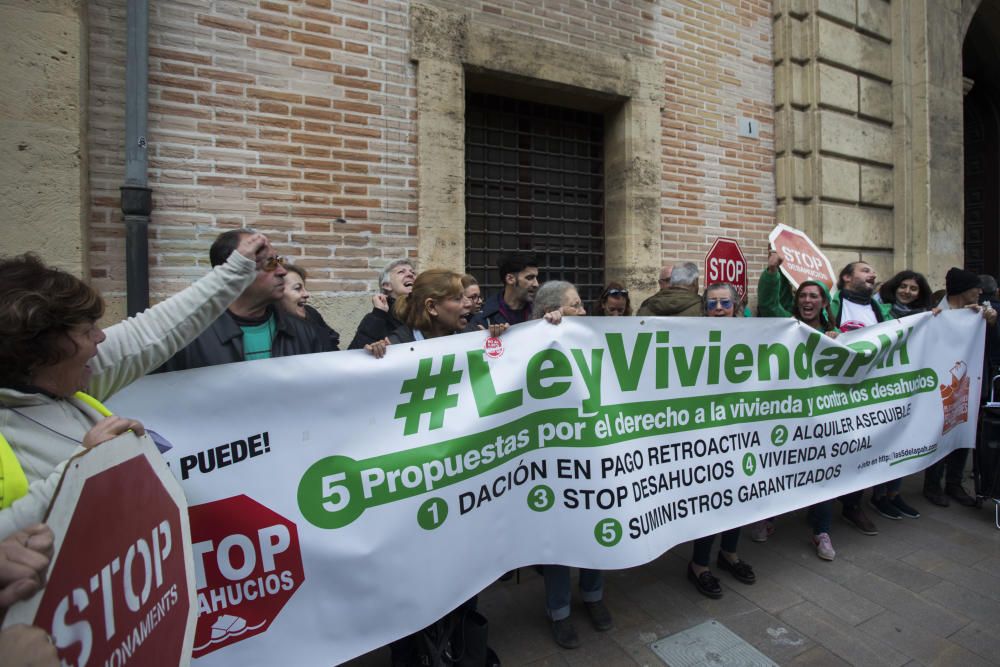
[705,237,748,301]
[5,438,193,667]
[189,495,304,657]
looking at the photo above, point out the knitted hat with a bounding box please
[945,267,981,295]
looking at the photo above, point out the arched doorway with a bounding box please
[964,3,1000,278]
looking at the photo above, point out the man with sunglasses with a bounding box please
[160,229,334,372]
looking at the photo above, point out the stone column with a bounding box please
[0,0,88,275]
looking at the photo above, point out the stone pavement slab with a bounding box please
[344,475,1000,666]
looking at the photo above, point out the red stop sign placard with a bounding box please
[189,495,304,658]
[768,223,836,289]
[3,436,194,667]
[705,238,748,301]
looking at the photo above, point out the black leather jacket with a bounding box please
[158,305,334,372]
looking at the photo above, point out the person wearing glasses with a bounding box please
[686,283,757,598]
[160,229,334,372]
[592,282,632,316]
[461,273,484,316]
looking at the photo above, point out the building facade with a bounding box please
[1,0,996,339]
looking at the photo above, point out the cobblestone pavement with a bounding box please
[346,474,1000,666]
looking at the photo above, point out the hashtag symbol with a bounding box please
[395,354,463,435]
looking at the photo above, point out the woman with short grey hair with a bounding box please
[532,281,586,320]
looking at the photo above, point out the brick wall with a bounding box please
[87,0,774,331]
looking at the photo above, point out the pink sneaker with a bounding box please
[812,532,835,561]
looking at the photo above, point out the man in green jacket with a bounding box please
[637,261,702,317]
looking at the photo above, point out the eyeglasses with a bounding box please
[707,299,733,310]
[471,294,484,302]
[605,288,629,297]
[261,255,287,272]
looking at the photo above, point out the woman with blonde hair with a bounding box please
[365,269,481,358]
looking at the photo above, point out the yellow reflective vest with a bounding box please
[0,391,111,509]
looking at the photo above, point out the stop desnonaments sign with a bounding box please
[768,224,836,289]
[2,433,196,667]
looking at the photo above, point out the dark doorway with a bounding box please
[465,93,606,305]
[963,5,1000,278]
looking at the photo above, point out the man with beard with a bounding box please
[160,229,333,371]
[348,259,416,349]
[472,252,540,327]
[830,261,892,331]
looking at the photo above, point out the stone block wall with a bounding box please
[774,0,896,278]
[85,0,774,332]
[1,0,87,275]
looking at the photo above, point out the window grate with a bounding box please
[465,93,605,308]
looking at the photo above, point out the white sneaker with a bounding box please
[812,532,835,561]
[750,520,773,543]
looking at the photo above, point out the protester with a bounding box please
[281,264,340,351]
[471,253,540,327]
[687,284,756,597]
[161,229,332,371]
[363,270,497,665]
[591,282,631,316]
[877,270,933,319]
[924,268,997,507]
[0,237,267,534]
[865,270,934,519]
[348,259,415,350]
[532,281,586,319]
[637,261,701,316]
[526,282,611,646]
[462,273,484,316]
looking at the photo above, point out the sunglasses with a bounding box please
[707,299,733,310]
[605,288,629,297]
[261,255,287,272]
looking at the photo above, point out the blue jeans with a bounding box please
[543,566,603,621]
[809,501,832,535]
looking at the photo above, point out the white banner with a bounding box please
[109,311,984,666]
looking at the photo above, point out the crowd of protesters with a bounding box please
[0,230,997,665]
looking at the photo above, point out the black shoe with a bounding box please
[946,483,977,507]
[842,505,878,535]
[923,486,949,507]
[584,600,613,631]
[688,564,723,599]
[716,554,756,584]
[890,494,920,518]
[550,618,580,649]
[869,496,903,520]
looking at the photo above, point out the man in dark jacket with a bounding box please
[160,229,333,372]
[637,262,702,316]
[348,259,415,349]
[471,252,540,327]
